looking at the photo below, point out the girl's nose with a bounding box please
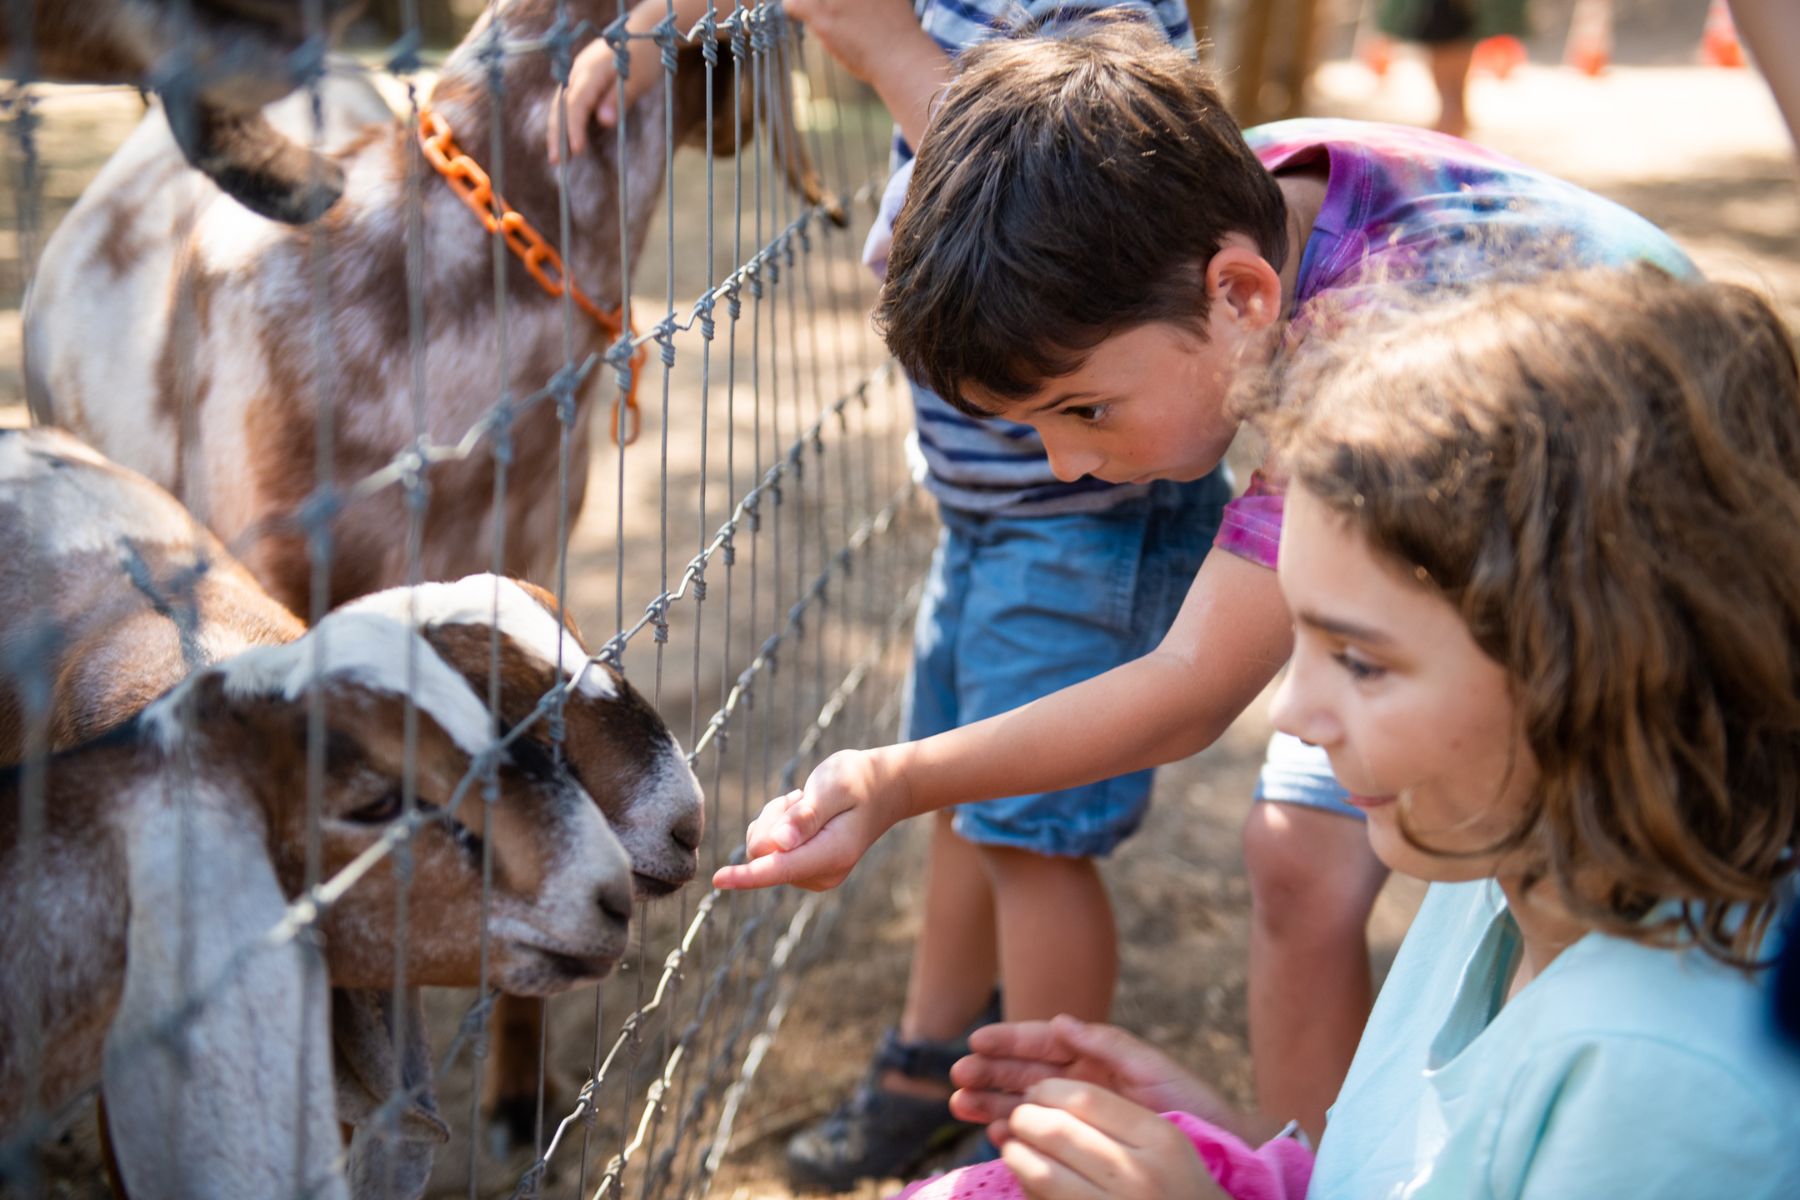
[1269,659,1334,749]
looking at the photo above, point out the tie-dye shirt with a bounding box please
[1213,120,1695,570]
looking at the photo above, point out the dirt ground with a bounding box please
[2,5,1797,1198]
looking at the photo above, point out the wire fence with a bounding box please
[0,2,932,1196]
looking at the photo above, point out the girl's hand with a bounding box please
[952,1016,1243,1142]
[1001,1079,1227,1200]
[711,748,906,891]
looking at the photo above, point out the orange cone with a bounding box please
[1700,0,1746,68]
[1359,33,1394,79]
[1565,0,1612,77]
[1473,34,1526,79]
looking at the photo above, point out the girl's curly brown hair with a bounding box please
[1256,266,1800,965]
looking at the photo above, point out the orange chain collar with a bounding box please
[418,104,645,445]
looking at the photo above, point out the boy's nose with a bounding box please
[1043,441,1102,483]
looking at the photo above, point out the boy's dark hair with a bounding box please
[875,9,1288,415]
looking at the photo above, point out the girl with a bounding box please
[919,267,1800,1198]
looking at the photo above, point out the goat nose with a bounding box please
[670,809,703,854]
[597,877,634,930]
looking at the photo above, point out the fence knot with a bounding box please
[653,316,679,368]
[695,292,717,341]
[603,12,633,81]
[742,493,761,532]
[653,12,681,75]
[720,6,750,62]
[596,638,626,670]
[720,524,737,566]
[550,361,584,426]
[486,395,517,466]
[510,1162,547,1200]
[295,484,345,537]
[745,258,764,300]
[605,333,637,397]
[645,594,671,644]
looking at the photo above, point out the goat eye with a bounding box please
[343,790,404,825]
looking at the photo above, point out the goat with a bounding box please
[0,602,636,1198]
[23,0,833,616]
[0,427,706,1181]
[0,0,362,223]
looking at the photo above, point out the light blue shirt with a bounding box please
[1312,880,1800,1198]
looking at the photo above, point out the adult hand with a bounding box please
[952,1016,1241,1142]
[711,747,906,891]
[1000,1079,1228,1200]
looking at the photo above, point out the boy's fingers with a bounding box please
[1018,1079,1157,1148]
[712,850,807,891]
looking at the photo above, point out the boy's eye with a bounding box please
[1332,650,1387,682]
[1063,403,1108,423]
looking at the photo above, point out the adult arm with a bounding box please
[783,0,951,150]
[714,551,1292,890]
[1729,0,1800,157]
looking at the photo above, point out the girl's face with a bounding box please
[1270,487,1538,882]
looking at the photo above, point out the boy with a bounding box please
[714,8,1692,1145]
[554,0,1225,1187]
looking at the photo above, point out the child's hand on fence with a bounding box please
[548,0,709,163]
[712,748,904,891]
[951,1016,1239,1142]
[996,1078,1228,1200]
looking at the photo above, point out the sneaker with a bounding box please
[786,995,1000,1192]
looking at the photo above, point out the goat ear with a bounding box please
[102,797,349,1198]
[510,577,586,643]
[336,987,449,1200]
[671,31,845,227]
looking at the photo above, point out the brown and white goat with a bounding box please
[0,427,707,1175]
[0,0,362,223]
[24,0,832,615]
[0,598,636,1198]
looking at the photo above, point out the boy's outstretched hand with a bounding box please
[547,0,711,164]
[712,748,906,891]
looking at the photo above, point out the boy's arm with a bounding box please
[714,551,1292,891]
[783,0,951,149]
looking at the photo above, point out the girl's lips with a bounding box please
[1347,793,1398,810]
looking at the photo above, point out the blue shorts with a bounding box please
[1255,731,1361,820]
[902,474,1232,857]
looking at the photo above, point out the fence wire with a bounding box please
[0,2,931,1197]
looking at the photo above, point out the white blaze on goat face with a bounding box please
[143,609,497,755]
[344,575,705,894]
[343,575,615,700]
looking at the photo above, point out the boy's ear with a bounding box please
[1205,237,1284,331]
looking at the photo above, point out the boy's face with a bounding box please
[966,320,1245,486]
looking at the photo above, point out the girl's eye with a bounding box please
[1332,650,1387,682]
